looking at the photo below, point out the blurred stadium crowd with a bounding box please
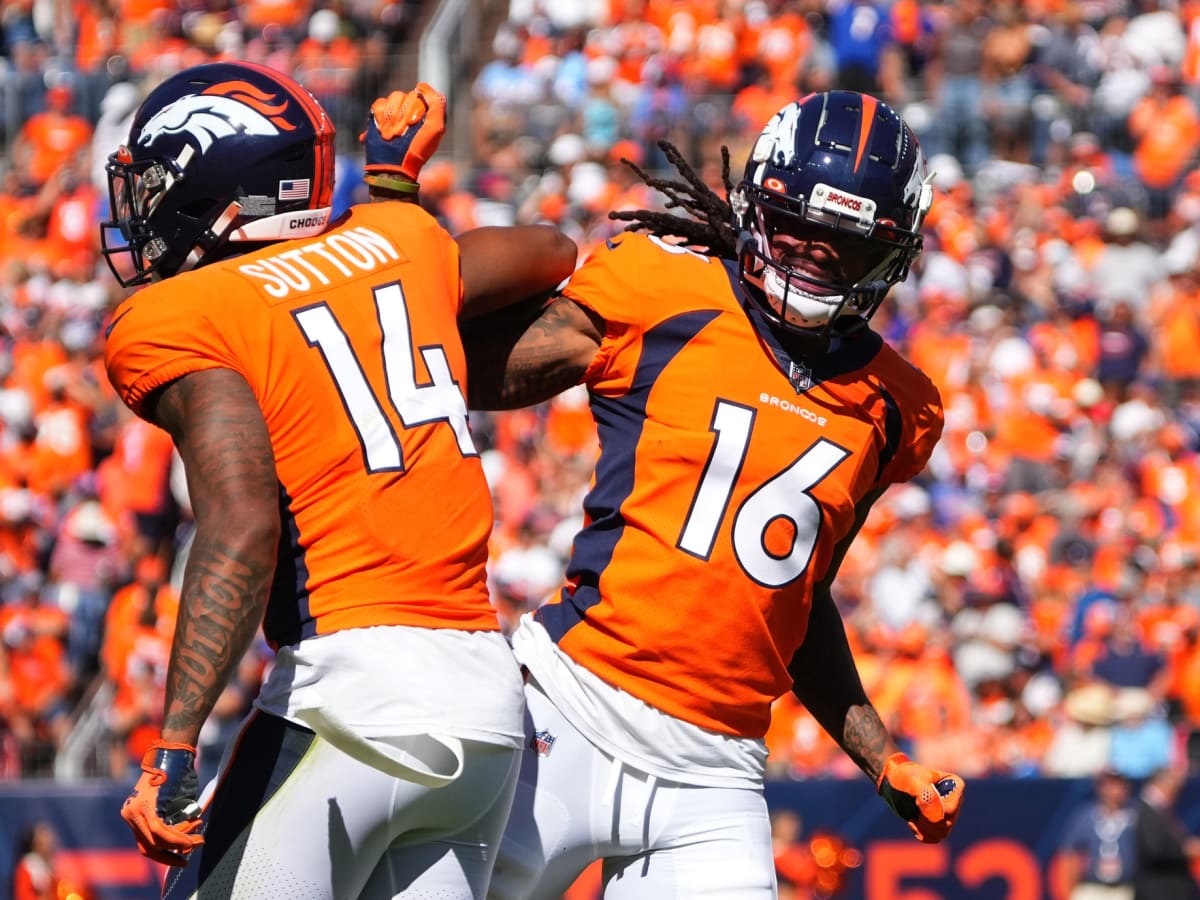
[1,0,1200,792]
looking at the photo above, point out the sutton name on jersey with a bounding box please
[238,226,403,298]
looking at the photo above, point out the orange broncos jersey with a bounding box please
[105,202,498,647]
[538,232,943,738]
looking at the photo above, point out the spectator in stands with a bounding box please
[629,53,688,171]
[0,571,71,774]
[1088,206,1165,319]
[771,808,816,900]
[10,819,87,900]
[1088,603,1170,701]
[826,0,899,97]
[96,406,177,559]
[1029,6,1102,167]
[10,80,93,193]
[980,1,1035,163]
[1147,242,1200,407]
[293,8,361,133]
[49,495,123,682]
[924,0,991,173]
[1128,65,1200,239]
[1060,767,1138,900]
[1109,686,1173,781]
[1045,683,1118,778]
[100,565,171,779]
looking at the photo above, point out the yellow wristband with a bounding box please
[364,173,420,193]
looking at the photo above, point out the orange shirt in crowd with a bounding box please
[1129,92,1200,190]
[97,414,174,520]
[101,575,179,680]
[28,395,92,498]
[906,315,971,396]
[1175,637,1200,725]
[689,19,742,92]
[1156,287,1200,381]
[8,339,68,414]
[732,78,802,133]
[896,649,973,739]
[15,111,93,189]
[0,602,71,717]
[239,0,312,30]
[749,7,810,86]
[993,366,1074,465]
[73,0,120,73]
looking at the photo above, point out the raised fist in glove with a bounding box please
[877,752,965,843]
[121,740,204,866]
[360,83,446,189]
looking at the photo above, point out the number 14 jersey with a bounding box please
[104,202,497,648]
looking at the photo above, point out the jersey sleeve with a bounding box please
[878,355,944,485]
[561,232,720,395]
[103,278,248,420]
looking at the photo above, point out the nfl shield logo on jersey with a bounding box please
[788,360,813,394]
[530,729,556,757]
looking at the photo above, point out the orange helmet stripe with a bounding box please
[852,94,878,173]
[227,61,336,211]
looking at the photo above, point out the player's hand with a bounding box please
[121,740,204,866]
[877,752,964,843]
[360,84,446,185]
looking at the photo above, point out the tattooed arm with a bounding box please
[145,368,280,746]
[788,487,899,783]
[460,295,605,411]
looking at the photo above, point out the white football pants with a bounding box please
[488,680,777,900]
[163,710,520,900]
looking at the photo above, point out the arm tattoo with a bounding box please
[150,369,280,743]
[789,587,896,784]
[463,297,603,410]
[841,705,893,783]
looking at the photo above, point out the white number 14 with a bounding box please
[294,280,476,473]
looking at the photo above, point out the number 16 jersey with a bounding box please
[531,232,944,742]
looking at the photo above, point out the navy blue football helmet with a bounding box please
[101,62,336,287]
[732,91,932,336]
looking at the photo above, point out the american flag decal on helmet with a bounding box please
[530,729,556,757]
[278,179,311,200]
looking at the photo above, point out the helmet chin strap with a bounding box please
[180,200,243,273]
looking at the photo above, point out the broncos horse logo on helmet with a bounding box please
[137,81,298,155]
[101,62,335,288]
[731,90,933,339]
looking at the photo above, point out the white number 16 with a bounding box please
[678,399,849,588]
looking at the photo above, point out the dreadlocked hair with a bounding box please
[608,140,740,259]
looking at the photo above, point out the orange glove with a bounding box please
[360,83,446,189]
[121,740,204,866]
[876,752,965,843]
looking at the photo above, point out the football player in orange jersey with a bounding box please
[463,91,967,899]
[99,63,576,899]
